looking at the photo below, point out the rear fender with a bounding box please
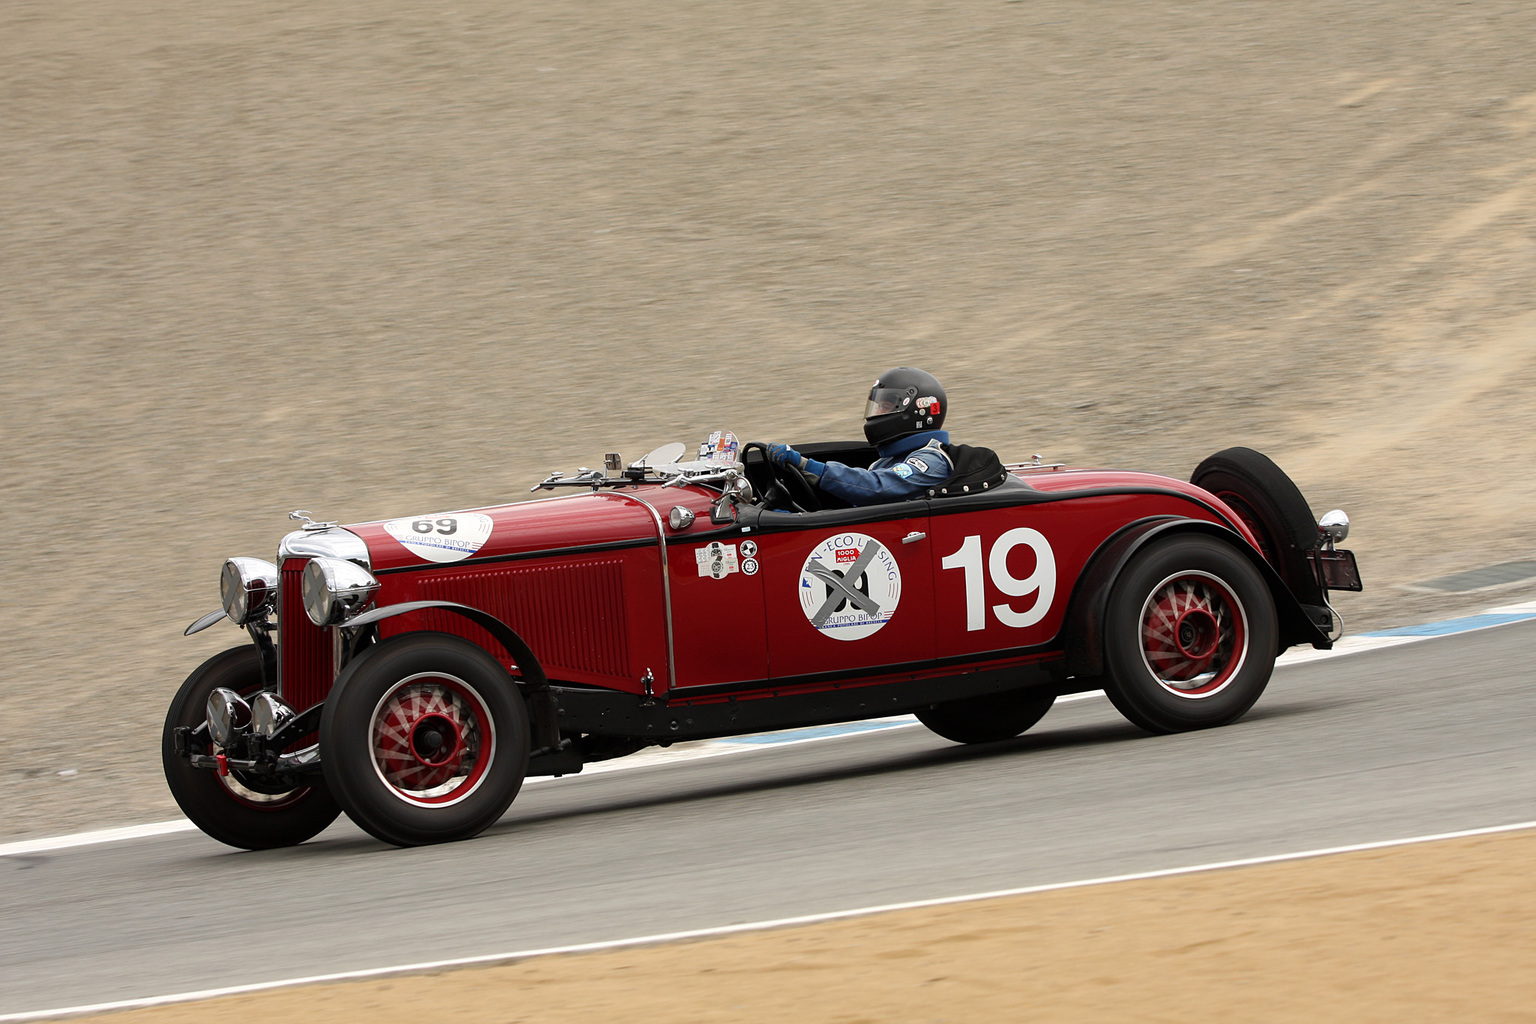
[1063,517,1332,678]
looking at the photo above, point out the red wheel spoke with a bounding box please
[369,676,494,806]
[1139,572,1248,697]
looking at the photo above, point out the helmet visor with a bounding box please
[864,386,914,420]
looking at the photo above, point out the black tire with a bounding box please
[1191,447,1320,601]
[319,633,530,847]
[1102,535,1278,734]
[161,646,341,850]
[916,688,1056,744]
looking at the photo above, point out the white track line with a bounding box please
[6,606,1533,860]
[0,820,198,858]
[3,818,1531,1023]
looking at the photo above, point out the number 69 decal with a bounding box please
[941,529,1056,631]
[383,512,495,564]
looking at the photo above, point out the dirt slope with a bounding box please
[3,0,1535,835]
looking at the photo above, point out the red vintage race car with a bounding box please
[164,438,1361,849]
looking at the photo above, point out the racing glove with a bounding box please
[766,443,825,482]
[767,443,806,469]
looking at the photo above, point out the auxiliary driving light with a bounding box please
[206,687,253,748]
[220,557,280,626]
[251,692,297,739]
[301,556,381,627]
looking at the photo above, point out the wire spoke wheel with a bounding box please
[321,633,529,847]
[370,675,495,806]
[1138,571,1248,698]
[1103,535,1277,734]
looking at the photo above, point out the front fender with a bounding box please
[346,601,560,750]
[346,601,548,688]
[1063,517,1332,678]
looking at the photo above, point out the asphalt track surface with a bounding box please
[4,621,1536,1016]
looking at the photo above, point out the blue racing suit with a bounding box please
[797,430,954,506]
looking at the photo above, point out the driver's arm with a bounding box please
[768,443,953,506]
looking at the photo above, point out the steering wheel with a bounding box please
[744,442,821,513]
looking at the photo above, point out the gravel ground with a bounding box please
[3,0,1535,838]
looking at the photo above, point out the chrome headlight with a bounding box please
[302,556,380,627]
[220,557,279,625]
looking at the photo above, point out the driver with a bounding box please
[768,367,953,506]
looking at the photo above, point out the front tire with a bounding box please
[319,633,530,847]
[916,688,1056,744]
[1102,535,1278,734]
[161,646,341,850]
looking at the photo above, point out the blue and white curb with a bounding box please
[5,598,1536,860]
[1275,597,1536,665]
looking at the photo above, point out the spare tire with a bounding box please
[1191,447,1321,602]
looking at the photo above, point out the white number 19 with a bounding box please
[940,529,1057,632]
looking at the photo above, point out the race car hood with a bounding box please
[340,488,673,573]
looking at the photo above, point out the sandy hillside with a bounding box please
[3,0,1536,836]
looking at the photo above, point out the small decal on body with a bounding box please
[696,541,739,579]
[383,513,494,563]
[742,557,760,576]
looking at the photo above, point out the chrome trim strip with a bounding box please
[595,491,677,693]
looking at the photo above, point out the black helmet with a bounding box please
[863,367,947,446]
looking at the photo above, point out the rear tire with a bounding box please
[320,633,530,847]
[916,688,1056,744]
[161,646,341,850]
[1102,535,1277,734]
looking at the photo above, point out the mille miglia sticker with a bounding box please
[383,513,494,563]
[696,541,739,579]
[798,532,901,640]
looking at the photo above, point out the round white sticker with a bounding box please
[383,513,494,563]
[798,532,901,641]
